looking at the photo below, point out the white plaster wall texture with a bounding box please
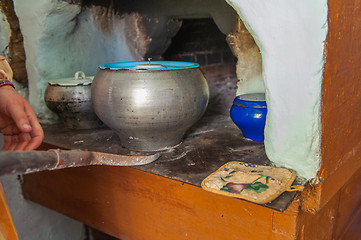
[226,0,328,179]
[0,5,85,239]
[0,10,10,57]
[0,7,29,99]
[13,0,137,121]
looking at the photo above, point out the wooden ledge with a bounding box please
[37,114,300,212]
[21,164,301,240]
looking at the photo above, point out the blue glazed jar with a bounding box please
[230,93,267,141]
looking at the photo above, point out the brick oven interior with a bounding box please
[76,0,258,115]
[74,0,248,114]
[28,0,277,208]
[163,18,238,115]
[1,0,264,124]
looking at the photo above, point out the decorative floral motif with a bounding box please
[201,161,296,204]
[220,169,270,194]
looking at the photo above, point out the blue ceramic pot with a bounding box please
[230,93,267,141]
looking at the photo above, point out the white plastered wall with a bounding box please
[0,11,10,57]
[226,0,328,179]
[13,0,138,121]
[0,6,85,240]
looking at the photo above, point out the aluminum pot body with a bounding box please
[91,62,209,151]
[230,93,267,141]
[45,84,103,129]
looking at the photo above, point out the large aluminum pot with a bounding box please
[44,71,104,129]
[91,60,209,151]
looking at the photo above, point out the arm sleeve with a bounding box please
[0,56,13,82]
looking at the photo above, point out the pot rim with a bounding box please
[233,93,267,108]
[98,60,200,71]
[48,71,93,87]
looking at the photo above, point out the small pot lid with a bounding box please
[48,71,93,86]
[234,93,267,108]
[99,59,200,71]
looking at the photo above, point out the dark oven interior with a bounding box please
[74,0,240,114]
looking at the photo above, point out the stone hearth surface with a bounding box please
[42,109,303,212]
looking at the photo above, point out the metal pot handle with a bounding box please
[74,71,86,80]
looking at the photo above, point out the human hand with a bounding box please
[0,86,44,151]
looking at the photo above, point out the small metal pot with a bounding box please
[91,61,210,151]
[44,71,103,129]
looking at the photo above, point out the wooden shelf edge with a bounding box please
[301,141,361,213]
[21,165,301,240]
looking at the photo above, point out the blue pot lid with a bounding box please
[234,93,267,108]
[99,60,200,71]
